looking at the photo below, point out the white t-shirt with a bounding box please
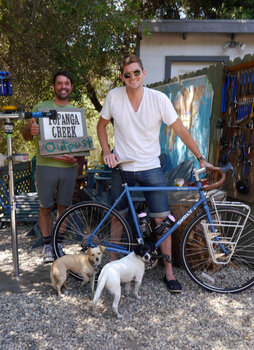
[101,86,179,171]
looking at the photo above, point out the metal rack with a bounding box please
[0,95,57,278]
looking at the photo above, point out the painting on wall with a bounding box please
[155,75,214,171]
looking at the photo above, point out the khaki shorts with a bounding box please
[35,165,77,208]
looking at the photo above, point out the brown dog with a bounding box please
[50,245,105,296]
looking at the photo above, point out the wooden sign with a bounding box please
[39,136,94,156]
[38,108,94,156]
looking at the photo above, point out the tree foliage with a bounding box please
[140,0,254,19]
[0,0,141,156]
[0,0,142,109]
[138,0,183,19]
[181,0,254,19]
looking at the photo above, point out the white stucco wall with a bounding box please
[139,32,254,85]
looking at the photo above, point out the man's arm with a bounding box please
[170,118,213,168]
[97,117,119,168]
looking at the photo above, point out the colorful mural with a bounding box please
[156,75,214,171]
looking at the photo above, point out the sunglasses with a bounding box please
[123,70,142,79]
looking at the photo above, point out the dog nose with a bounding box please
[96,257,99,262]
[144,253,150,261]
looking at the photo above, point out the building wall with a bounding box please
[139,32,254,85]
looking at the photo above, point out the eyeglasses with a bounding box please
[123,70,142,79]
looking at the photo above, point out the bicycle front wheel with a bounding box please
[181,208,254,293]
[52,201,133,280]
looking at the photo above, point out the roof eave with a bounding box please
[140,19,254,34]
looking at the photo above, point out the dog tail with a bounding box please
[50,265,57,290]
[93,269,107,306]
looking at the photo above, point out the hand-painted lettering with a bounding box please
[45,142,55,153]
[40,136,94,156]
[68,143,74,152]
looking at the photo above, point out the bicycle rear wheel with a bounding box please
[181,208,254,293]
[52,201,133,280]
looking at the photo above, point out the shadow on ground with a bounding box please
[0,263,51,293]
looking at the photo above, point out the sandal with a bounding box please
[163,276,182,293]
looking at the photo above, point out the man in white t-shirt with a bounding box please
[97,54,212,293]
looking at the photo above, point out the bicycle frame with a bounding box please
[87,176,218,254]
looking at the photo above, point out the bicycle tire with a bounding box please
[181,207,254,293]
[52,201,133,280]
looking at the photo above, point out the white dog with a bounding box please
[93,243,152,318]
[50,245,105,296]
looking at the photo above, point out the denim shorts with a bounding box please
[111,167,170,218]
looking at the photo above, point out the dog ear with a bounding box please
[85,247,91,255]
[99,245,106,252]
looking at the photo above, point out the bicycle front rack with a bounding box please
[201,199,251,265]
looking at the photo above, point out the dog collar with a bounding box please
[88,258,98,268]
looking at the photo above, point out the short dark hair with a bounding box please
[120,54,144,73]
[52,70,73,85]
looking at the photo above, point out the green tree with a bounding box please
[140,0,254,19]
[138,0,183,19]
[0,0,142,108]
[0,0,141,157]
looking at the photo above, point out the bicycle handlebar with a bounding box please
[201,167,226,192]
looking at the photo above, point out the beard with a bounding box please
[55,90,71,101]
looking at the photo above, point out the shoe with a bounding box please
[163,276,182,293]
[57,243,64,256]
[43,244,55,264]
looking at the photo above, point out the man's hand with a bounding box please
[53,154,78,164]
[23,118,39,140]
[103,153,119,168]
[199,158,213,169]
[30,118,39,136]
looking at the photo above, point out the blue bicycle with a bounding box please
[52,165,254,293]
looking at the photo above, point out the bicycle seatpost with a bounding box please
[116,165,127,184]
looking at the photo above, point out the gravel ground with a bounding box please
[0,223,254,350]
